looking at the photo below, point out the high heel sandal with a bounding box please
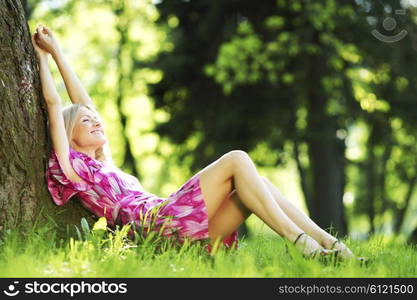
[330,239,354,258]
[331,239,369,265]
[294,233,339,261]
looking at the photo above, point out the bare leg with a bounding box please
[198,150,323,255]
[231,152,304,242]
[261,176,336,247]
[207,188,341,258]
[207,190,251,242]
[261,177,354,258]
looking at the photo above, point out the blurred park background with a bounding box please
[23,0,417,242]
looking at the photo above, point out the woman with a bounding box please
[33,24,354,259]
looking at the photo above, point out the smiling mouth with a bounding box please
[90,130,104,135]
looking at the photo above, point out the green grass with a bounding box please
[0,216,416,278]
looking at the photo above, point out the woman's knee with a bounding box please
[225,150,252,170]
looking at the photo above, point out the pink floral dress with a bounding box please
[45,146,238,251]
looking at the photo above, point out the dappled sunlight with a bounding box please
[5,0,414,280]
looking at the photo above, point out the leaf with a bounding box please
[74,225,83,241]
[93,217,108,231]
[80,217,90,237]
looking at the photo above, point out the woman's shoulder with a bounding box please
[50,147,104,183]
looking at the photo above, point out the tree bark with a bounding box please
[394,173,417,233]
[304,37,347,235]
[0,0,94,237]
[306,105,347,236]
[366,124,376,234]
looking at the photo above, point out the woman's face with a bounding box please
[71,107,107,150]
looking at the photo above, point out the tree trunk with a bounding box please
[366,125,376,234]
[394,173,417,233]
[306,106,347,236]
[0,0,94,237]
[304,41,347,236]
[408,226,417,244]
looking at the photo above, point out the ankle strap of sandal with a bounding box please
[293,232,306,245]
[331,239,340,249]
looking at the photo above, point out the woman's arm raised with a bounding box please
[35,25,93,107]
[32,30,84,184]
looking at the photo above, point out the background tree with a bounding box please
[0,0,94,237]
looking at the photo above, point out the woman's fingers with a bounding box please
[31,33,44,57]
[41,26,54,41]
[42,26,51,35]
[37,28,45,39]
[36,25,47,37]
[31,31,44,51]
[36,27,43,40]
[31,33,39,46]
[33,24,56,54]
[35,25,53,44]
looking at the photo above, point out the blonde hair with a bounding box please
[62,103,114,166]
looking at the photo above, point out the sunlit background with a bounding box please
[26,0,417,242]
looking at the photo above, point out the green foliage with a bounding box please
[205,21,267,94]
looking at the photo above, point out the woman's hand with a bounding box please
[31,30,48,60]
[33,24,61,57]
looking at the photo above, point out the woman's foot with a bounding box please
[323,238,354,260]
[293,233,337,259]
[322,237,371,266]
[332,240,355,259]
